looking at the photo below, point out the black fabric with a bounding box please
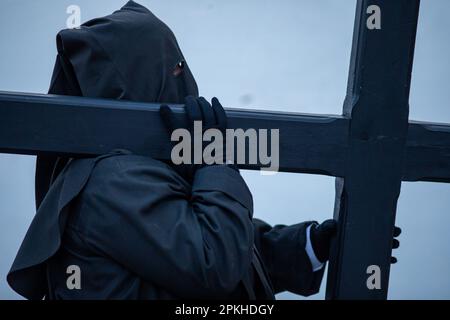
[35,53,82,209]
[10,150,277,299]
[160,96,232,183]
[56,1,198,102]
[253,219,325,296]
[10,150,323,299]
[9,0,324,299]
[9,152,119,299]
[35,0,199,208]
[310,219,337,263]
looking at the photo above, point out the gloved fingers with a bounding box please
[211,97,227,130]
[185,95,202,123]
[197,96,215,128]
[159,105,175,132]
[310,221,334,263]
[391,256,398,264]
[317,219,338,236]
[393,226,402,237]
[392,238,400,249]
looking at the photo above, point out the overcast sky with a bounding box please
[0,0,449,299]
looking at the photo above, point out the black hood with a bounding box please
[36,0,199,208]
[53,0,198,102]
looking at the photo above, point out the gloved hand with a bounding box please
[310,220,402,264]
[310,219,337,263]
[391,226,401,264]
[160,96,228,183]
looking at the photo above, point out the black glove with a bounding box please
[310,219,337,263]
[310,220,401,264]
[160,96,228,182]
[391,226,401,264]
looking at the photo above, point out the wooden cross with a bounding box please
[0,0,448,299]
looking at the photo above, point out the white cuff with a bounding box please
[305,224,325,272]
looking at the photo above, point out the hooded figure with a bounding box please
[7,1,328,299]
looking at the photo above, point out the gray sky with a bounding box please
[0,0,449,299]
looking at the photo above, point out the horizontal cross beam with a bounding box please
[0,90,449,182]
[0,90,349,176]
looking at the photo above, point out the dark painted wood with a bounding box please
[2,89,449,182]
[326,0,421,299]
[404,121,450,182]
[0,90,348,176]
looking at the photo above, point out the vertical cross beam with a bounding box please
[326,0,420,299]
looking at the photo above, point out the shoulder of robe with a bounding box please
[68,153,191,236]
[79,153,190,198]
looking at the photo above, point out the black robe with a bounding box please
[7,0,324,299]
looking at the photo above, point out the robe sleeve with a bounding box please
[70,155,254,299]
[252,218,325,296]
